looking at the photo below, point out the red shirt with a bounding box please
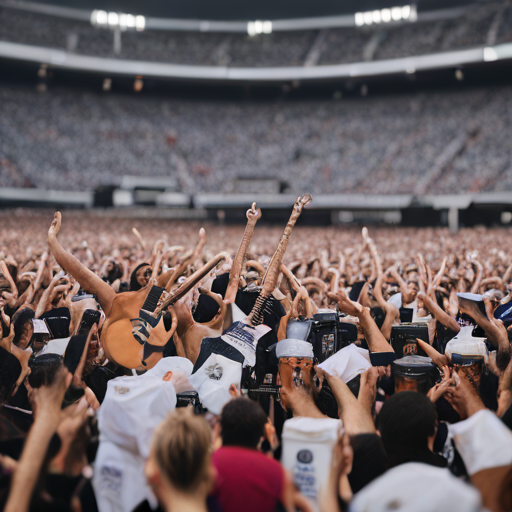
[212,446,284,512]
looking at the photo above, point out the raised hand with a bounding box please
[48,211,62,239]
[328,290,364,317]
[427,365,457,403]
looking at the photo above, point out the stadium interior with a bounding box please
[1,0,512,228]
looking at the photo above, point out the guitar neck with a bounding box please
[154,252,229,316]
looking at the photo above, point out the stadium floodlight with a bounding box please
[91,9,143,30]
[381,9,392,22]
[483,47,498,62]
[363,11,373,25]
[108,12,119,26]
[119,14,127,30]
[135,15,146,31]
[247,20,272,36]
[391,7,403,20]
[355,5,414,27]
[401,5,411,19]
[94,10,108,25]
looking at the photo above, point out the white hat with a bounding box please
[146,356,194,379]
[189,353,242,415]
[349,463,481,512]
[445,326,488,363]
[276,338,314,359]
[449,409,512,476]
[318,344,371,383]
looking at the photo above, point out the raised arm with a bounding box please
[225,203,261,303]
[328,290,394,355]
[362,227,382,276]
[417,291,460,334]
[5,366,72,512]
[48,212,116,316]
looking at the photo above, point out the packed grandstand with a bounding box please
[0,0,512,203]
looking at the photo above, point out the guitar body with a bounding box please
[101,289,171,370]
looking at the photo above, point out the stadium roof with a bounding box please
[26,0,472,20]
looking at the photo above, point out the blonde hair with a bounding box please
[152,408,212,493]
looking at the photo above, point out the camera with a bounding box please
[390,323,429,357]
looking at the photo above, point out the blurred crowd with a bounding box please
[0,2,508,68]
[2,83,512,194]
[0,207,511,512]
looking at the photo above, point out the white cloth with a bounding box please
[387,293,402,308]
[189,353,242,414]
[281,416,341,510]
[36,337,70,357]
[220,321,271,367]
[276,338,314,359]
[449,409,512,476]
[146,356,193,379]
[349,463,481,512]
[93,370,177,512]
[93,440,157,512]
[98,373,177,457]
[318,344,371,383]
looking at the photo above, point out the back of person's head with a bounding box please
[0,347,21,404]
[28,354,64,388]
[151,409,212,493]
[376,391,437,450]
[220,397,267,449]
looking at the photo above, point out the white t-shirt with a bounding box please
[318,344,371,383]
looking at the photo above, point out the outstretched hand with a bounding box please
[246,202,262,221]
[48,211,62,239]
[427,365,456,403]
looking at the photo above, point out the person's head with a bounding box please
[28,354,66,388]
[130,263,152,291]
[0,347,21,404]
[146,409,214,504]
[220,397,267,449]
[12,307,35,350]
[376,391,437,452]
[103,260,123,284]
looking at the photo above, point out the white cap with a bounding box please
[146,356,193,379]
[318,344,371,383]
[189,353,242,415]
[276,338,314,359]
[449,409,512,476]
[349,463,481,512]
[445,326,488,363]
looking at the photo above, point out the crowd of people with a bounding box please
[0,2,507,68]
[0,205,511,512]
[2,82,512,195]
